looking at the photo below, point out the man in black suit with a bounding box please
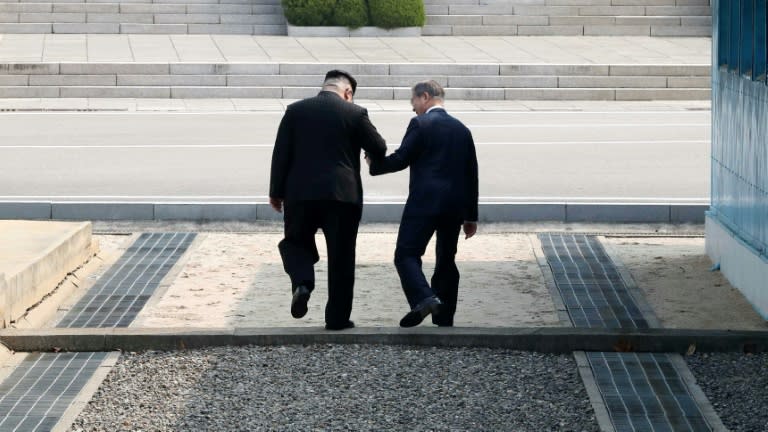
[269,70,387,330]
[367,80,479,328]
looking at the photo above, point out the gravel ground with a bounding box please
[687,352,768,432]
[70,345,598,432]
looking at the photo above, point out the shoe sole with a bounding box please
[325,322,354,330]
[291,292,310,319]
[400,304,439,328]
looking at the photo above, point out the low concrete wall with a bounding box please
[287,24,421,37]
[0,221,94,328]
[706,213,768,320]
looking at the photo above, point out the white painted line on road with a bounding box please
[465,123,710,128]
[0,140,711,149]
[470,140,710,145]
[0,144,272,149]
[0,195,264,199]
[0,195,710,201]
[450,111,710,115]
[0,110,712,116]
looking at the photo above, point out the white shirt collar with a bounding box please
[426,105,445,114]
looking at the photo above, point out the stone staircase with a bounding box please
[0,0,285,34]
[424,0,712,36]
[0,62,710,100]
[0,0,713,36]
[0,0,712,100]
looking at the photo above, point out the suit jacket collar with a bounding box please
[426,106,446,114]
[318,90,342,99]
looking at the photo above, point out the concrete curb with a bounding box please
[0,202,709,223]
[0,221,94,327]
[286,24,421,37]
[1,327,766,354]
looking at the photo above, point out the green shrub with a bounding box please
[282,0,369,28]
[368,0,425,29]
[282,0,335,26]
[331,0,369,28]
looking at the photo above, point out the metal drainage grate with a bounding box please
[0,232,195,431]
[0,352,106,431]
[540,234,714,431]
[587,352,711,432]
[58,232,195,328]
[539,233,648,329]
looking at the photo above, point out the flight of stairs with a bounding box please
[0,0,285,34]
[423,0,712,37]
[0,61,710,100]
[0,0,712,99]
[0,0,712,36]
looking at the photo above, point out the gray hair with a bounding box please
[412,80,445,99]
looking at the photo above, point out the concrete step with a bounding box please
[425,4,711,16]
[0,2,285,13]
[10,0,281,4]
[0,220,94,328]
[0,22,286,33]
[423,1,711,36]
[0,0,285,32]
[0,62,711,100]
[0,85,713,100]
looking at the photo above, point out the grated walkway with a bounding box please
[0,232,194,431]
[540,234,714,432]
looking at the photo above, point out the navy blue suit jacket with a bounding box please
[370,108,479,221]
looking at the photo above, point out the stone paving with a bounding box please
[0,35,711,99]
[0,97,712,111]
[0,34,709,63]
[76,224,764,332]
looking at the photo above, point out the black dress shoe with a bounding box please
[432,310,454,327]
[325,320,355,331]
[290,285,311,319]
[432,318,454,327]
[400,299,441,328]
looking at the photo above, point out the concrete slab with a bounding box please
[0,35,710,65]
[566,204,671,223]
[0,202,51,219]
[0,220,94,328]
[154,203,257,221]
[52,202,154,220]
[706,214,768,320]
[3,327,768,354]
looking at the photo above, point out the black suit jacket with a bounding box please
[370,108,479,221]
[270,91,387,206]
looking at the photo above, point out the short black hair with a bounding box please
[324,69,357,95]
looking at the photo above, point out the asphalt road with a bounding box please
[0,109,710,203]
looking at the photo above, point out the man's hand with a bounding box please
[364,154,372,166]
[269,197,283,213]
[463,222,477,239]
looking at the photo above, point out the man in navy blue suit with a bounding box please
[367,80,479,327]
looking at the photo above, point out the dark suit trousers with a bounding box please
[278,200,361,326]
[394,213,462,323]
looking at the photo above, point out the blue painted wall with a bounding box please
[712,0,768,257]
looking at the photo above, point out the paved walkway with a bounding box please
[0,224,764,432]
[82,226,764,331]
[0,34,710,64]
[0,97,712,111]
